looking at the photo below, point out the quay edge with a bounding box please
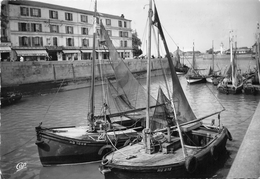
[227,102,260,178]
[0,58,170,95]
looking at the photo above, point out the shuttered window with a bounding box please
[20,7,29,16]
[31,23,42,32]
[30,8,41,17]
[49,10,58,19]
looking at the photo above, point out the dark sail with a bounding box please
[153,4,196,123]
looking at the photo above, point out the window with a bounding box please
[120,40,123,47]
[19,36,30,46]
[53,37,58,46]
[125,52,130,58]
[118,21,122,27]
[50,25,59,33]
[82,39,89,47]
[106,19,111,25]
[32,37,43,46]
[124,41,127,47]
[81,15,88,23]
[107,30,112,36]
[124,32,128,37]
[31,23,42,32]
[20,7,29,16]
[96,29,100,36]
[124,21,127,28]
[82,27,88,35]
[119,31,123,37]
[65,12,73,21]
[30,8,41,17]
[96,17,100,24]
[67,38,74,46]
[66,26,73,34]
[49,10,58,19]
[18,23,30,32]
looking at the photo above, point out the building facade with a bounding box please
[1,0,133,61]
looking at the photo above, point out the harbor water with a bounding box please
[1,57,260,179]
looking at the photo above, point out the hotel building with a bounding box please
[0,0,133,61]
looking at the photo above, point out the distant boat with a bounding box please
[175,46,189,75]
[217,32,243,94]
[185,43,206,84]
[243,35,260,95]
[206,41,224,86]
[99,1,232,178]
[0,92,22,107]
[35,1,149,166]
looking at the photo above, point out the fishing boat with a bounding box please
[99,1,232,178]
[0,92,22,107]
[175,46,189,75]
[35,1,154,166]
[206,41,224,85]
[217,32,243,94]
[243,34,260,95]
[185,43,206,84]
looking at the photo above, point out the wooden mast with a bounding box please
[88,0,97,130]
[212,40,214,72]
[144,0,152,154]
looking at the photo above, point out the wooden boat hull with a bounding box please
[1,93,22,107]
[243,84,260,95]
[100,126,230,178]
[206,76,223,86]
[217,83,243,94]
[176,66,189,75]
[35,125,139,166]
[186,76,207,84]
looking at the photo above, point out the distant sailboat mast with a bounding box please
[212,40,214,72]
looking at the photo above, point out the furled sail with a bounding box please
[153,4,196,123]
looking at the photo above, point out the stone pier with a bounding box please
[227,102,260,178]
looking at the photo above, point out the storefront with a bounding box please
[15,49,48,61]
[0,43,11,61]
[62,49,81,61]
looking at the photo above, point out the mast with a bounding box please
[212,40,214,72]
[230,31,233,85]
[192,42,195,69]
[88,0,97,129]
[153,2,187,158]
[144,0,152,154]
[257,33,260,83]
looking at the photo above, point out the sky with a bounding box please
[34,0,260,53]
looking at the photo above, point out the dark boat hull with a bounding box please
[217,83,243,94]
[243,84,260,95]
[100,127,229,179]
[36,126,138,166]
[1,93,22,107]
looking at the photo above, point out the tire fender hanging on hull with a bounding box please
[185,156,197,174]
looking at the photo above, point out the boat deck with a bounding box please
[49,124,137,141]
[106,141,199,167]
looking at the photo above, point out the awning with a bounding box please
[81,50,92,53]
[15,50,48,56]
[0,46,11,53]
[96,49,108,53]
[62,50,80,54]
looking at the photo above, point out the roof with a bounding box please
[5,0,131,21]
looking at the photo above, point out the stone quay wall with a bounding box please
[0,58,169,93]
